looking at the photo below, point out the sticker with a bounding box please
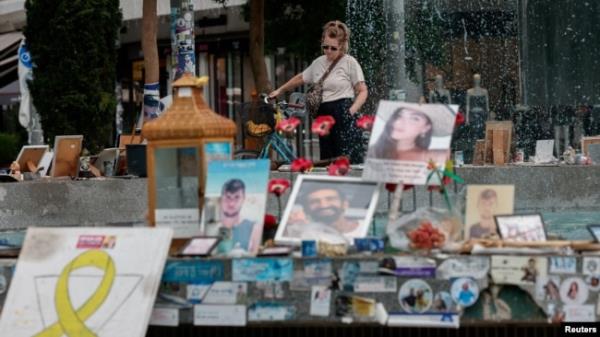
[549,257,577,274]
[564,305,595,322]
[535,276,561,301]
[490,256,547,285]
[387,313,459,328]
[193,304,246,326]
[335,295,376,318]
[76,235,116,249]
[358,261,380,274]
[310,286,331,316]
[450,278,479,308]
[380,256,436,278]
[304,260,332,278]
[559,277,589,305]
[150,307,179,327]
[162,260,224,284]
[585,275,600,292]
[431,291,456,312]
[340,261,361,291]
[354,276,397,293]
[436,257,489,280]
[232,258,293,282]
[248,302,295,321]
[289,270,331,291]
[186,284,210,302]
[582,257,600,275]
[398,279,433,313]
[255,281,285,299]
[202,282,247,304]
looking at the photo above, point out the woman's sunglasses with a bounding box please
[321,45,339,51]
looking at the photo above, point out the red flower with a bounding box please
[356,115,375,131]
[291,157,313,173]
[427,176,452,192]
[268,178,291,196]
[455,111,465,127]
[275,117,301,133]
[385,183,414,193]
[311,115,336,136]
[327,156,351,176]
[264,214,278,229]
[407,221,446,250]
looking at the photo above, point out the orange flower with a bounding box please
[356,115,375,131]
[268,178,291,196]
[311,115,336,136]
[327,156,351,176]
[291,157,313,173]
[275,117,301,133]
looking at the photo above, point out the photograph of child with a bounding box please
[202,160,270,255]
[363,101,458,185]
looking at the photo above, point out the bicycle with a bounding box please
[235,94,306,163]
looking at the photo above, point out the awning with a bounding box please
[0,31,22,55]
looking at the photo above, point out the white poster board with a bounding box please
[0,227,173,337]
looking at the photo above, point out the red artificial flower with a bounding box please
[385,183,414,193]
[264,214,278,229]
[311,115,336,136]
[268,178,291,196]
[356,114,375,131]
[291,157,313,173]
[275,117,301,133]
[455,111,465,127]
[407,221,446,250]
[327,156,351,176]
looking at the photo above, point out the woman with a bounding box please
[368,106,451,162]
[269,20,368,164]
[567,281,578,300]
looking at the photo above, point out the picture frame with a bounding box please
[494,213,547,242]
[50,135,83,177]
[465,185,515,240]
[581,136,600,157]
[16,145,49,172]
[177,236,220,256]
[275,175,380,246]
[91,147,120,176]
[587,224,600,243]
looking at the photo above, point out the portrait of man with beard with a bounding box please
[276,176,379,245]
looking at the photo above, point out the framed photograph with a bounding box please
[202,159,270,255]
[465,185,515,239]
[587,224,600,243]
[16,145,49,172]
[178,236,220,256]
[50,135,83,177]
[274,175,380,246]
[91,147,119,176]
[494,213,547,242]
[362,101,458,185]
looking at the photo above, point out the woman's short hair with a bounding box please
[322,20,350,53]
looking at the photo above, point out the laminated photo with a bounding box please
[465,185,515,239]
[202,160,270,255]
[363,101,458,185]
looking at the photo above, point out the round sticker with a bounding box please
[451,277,479,307]
[398,279,433,313]
[432,291,455,312]
[586,275,600,292]
[559,277,589,305]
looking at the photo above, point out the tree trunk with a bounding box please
[249,0,272,93]
[142,0,159,85]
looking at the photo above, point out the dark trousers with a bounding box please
[317,98,364,164]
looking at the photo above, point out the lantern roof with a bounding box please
[142,73,236,140]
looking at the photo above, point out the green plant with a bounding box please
[24,0,122,153]
[0,133,23,166]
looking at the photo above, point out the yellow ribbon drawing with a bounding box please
[34,250,115,337]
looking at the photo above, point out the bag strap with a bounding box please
[317,54,343,85]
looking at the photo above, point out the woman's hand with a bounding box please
[349,106,358,115]
[268,89,281,99]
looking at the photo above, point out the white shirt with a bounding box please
[302,54,365,103]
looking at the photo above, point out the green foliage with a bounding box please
[23,0,122,153]
[405,1,449,84]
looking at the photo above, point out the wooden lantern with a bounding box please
[142,73,236,238]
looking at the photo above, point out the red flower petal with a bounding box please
[312,115,336,136]
[291,157,313,173]
[264,214,278,229]
[268,178,291,196]
[327,156,351,176]
[356,115,375,131]
[455,111,465,127]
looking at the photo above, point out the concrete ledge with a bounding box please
[0,165,599,230]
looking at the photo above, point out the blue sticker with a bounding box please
[162,260,225,284]
[232,258,294,282]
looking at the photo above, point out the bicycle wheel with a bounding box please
[233,149,260,160]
